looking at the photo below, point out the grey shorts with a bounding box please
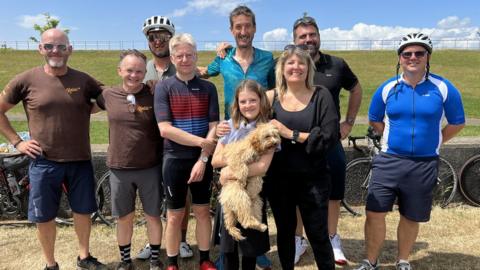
[109,164,163,218]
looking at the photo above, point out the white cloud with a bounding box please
[262,28,290,50]
[437,16,470,29]
[168,0,256,18]
[18,14,60,29]
[261,16,480,50]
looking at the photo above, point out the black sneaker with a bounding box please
[77,254,108,270]
[116,261,135,270]
[44,262,59,270]
[150,260,163,270]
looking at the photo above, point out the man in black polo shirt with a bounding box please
[292,15,362,266]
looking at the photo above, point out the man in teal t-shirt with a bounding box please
[199,5,275,119]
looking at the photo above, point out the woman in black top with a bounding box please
[265,45,339,270]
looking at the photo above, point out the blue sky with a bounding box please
[1,0,479,50]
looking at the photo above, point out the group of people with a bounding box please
[0,4,465,270]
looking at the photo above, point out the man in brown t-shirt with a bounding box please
[0,29,107,270]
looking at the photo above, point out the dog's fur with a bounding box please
[218,123,281,240]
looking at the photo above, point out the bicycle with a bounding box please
[342,127,458,216]
[0,152,100,225]
[459,153,480,206]
[96,167,222,226]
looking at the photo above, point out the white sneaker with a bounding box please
[179,242,193,258]
[330,234,347,265]
[136,244,152,260]
[294,236,308,264]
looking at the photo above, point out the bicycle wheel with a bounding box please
[96,171,147,227]
[55,191,74,225]
[342,157,372,216]
[459,155,480,207]
[432,157,458,208]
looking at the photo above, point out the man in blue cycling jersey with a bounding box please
[355,33,465,270]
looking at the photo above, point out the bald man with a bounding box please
[0,29,107,270]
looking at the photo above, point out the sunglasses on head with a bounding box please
[400,51,428,59]
[42,43,68,52]
[283,44,309,51]
[148,33,171,43]
[293,16,317,29]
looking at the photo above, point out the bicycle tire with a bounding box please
[459,155,480,207]
[433,157,458,208]
[95,171,148,227]
[55,189,98,225]
[342,157,372,216]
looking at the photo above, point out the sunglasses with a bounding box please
[126,94,136,113]
[283,44,309,51]
[42,43,68,52]
[293,16,318,29]
[148,33,171,43]
[400,51,428,59]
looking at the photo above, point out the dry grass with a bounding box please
[1,206,479,270]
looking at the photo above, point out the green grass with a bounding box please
[0,121,109,144]
[1,50,479,117]
[1,49,479,138]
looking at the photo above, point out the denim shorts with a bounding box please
[28,157,97,223]
[366,152,438,222]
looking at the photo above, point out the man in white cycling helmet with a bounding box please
[355,32,465,270]
[137,15,195,262]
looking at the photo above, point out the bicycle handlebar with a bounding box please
[348,127,382,154]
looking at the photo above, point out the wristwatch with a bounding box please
[291,130,299,144]
[199,156,209,163]
[346,117,355,126]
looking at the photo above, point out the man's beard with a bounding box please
[47,58,65,68]
[152,50,170,58]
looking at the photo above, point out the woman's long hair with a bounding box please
[275,46,316,98]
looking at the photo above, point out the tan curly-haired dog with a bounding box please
[218,123,281,240]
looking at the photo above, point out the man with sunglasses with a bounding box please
[137,15,196,262]
[356,33,465,270]
[0,29,107,270]
[142,15,176,82]
[291,15,363,266]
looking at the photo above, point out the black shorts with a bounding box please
[366,152,438,222]
[326,141,346,200]
[162,157,212,210]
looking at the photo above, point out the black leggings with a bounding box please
[265,171,334,270]
[224,244,256,270]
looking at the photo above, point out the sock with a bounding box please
[119,244,132,263]
[150,244,160,263]
[181,229,187,242]
[199,250,210,264]
[167,255,178,267]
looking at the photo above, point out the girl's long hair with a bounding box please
[230,79,271,129]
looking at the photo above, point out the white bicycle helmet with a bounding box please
[397,32,433,55]
[142,15,175,36]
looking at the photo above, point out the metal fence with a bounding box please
[1,39,479,51]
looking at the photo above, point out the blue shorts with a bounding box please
[28,157,97,223]
[366,153,438,222]
[326,141,346,200]
[162,157,212,210]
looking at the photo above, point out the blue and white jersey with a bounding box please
[368,73,465,157]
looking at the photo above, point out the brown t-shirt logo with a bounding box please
[136,105,152,113]
[65,87,80,94]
